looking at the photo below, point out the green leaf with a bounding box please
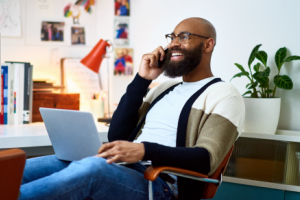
[274,75,293,90]
[284,56,300,63]
[275,47,287,71]
[248,44,262,67]
[253,67,270,83]
[248,81,258,89]
[253,63,261,72]
[246,83,252,89]
[234,63,248,73]
[230,71,249,81]
[259,79,269,88]
[242,90,252,97]
[265,89,273,94]
[255,51,268,67]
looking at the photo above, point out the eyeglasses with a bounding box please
[165,32,210,44]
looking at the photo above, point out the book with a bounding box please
[13,63,25,125]
[0,68,3,124]
[13,64,19,124]
[7,63,14,125]
[2,65,8,124]
[18,64,24,125]
[29,65,33,123]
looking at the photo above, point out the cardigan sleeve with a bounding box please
[195,94,245,175]
[108,73,152,142]
[142,143,211,175]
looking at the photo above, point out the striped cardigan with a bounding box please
[109,73,245,199]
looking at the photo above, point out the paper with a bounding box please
[0,0,21,37]
[63,58,101,113]
[35,0,54,18]
[50,48,60,68]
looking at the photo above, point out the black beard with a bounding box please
[162,43,204,78]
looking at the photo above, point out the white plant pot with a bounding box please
[243,98,281,135]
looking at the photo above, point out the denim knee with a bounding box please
[70,157,110,180]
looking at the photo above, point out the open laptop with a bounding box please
[39,108,102,161]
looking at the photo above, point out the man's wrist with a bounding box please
[138,72,152,81]
[137,143,145,160]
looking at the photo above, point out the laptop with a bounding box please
[40,108,102,161]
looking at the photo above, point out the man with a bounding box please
[20,17,245,200]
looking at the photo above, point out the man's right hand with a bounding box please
[138,46,166,80]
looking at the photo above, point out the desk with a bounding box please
[0,123,109,157]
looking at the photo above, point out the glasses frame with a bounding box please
[165,31,210,44]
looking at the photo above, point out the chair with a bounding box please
[0,149,26,200]
[144,146,234,200]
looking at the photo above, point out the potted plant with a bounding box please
[231,44,300,134]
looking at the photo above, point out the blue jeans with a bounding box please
[20,155,173,200]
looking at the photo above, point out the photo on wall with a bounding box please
[115,0,130,16]
[114,18,129,46]
[71,26,85,45]
[114,48,133,76]
[41,21,65,41]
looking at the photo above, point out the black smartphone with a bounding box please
[157,47,169,68]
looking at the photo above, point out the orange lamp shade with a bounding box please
[80,39,111,73]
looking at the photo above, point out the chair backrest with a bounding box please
[0,149,26,200]
[201,145,234,199]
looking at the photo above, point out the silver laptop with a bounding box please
[40,108,102,161]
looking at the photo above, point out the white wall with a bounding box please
[3,0,300,131]
[129,0,300,131]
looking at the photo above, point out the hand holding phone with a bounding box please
[157,47,169,68]
[138,46,167,80]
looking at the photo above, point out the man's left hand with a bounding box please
[96,141,145,164]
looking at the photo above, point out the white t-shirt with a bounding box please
[134,77,216,146]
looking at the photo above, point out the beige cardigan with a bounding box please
[135,80,245,175]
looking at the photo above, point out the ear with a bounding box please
[204,38,215,53]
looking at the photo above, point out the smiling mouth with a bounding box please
[172,53,183,57]
[171,52,184,60]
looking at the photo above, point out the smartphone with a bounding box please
[157,47,169,68]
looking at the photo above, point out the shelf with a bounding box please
[240,129,300,142]
[223,176,300,193]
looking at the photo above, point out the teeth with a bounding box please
[172,53,183,57]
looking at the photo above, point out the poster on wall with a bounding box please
[64,0,96,25]
[0,0,21,37]
[114,48,133,76]
[114,18,129,46]
[41,21,65,42]
[71,26,85,45]
[115,0,130,16]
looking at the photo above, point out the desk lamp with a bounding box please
[80,39,113,123]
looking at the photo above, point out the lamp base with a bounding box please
[98,117,112,123]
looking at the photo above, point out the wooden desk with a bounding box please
[0,123,109,157]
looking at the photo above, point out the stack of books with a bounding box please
[33,80,65,93]
[0,62,33,125]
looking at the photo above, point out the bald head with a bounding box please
[176,17,217,45]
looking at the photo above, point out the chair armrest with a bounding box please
[0,149,26,161]
[144,166,209,181]
[0,149,26,200]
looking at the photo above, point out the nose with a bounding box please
[169,37,181,49]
